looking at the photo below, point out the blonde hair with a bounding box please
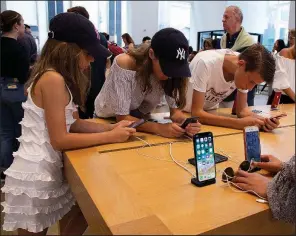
[26,39,90,108]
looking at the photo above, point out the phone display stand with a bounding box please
[191,178,216,187]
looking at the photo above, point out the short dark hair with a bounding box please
[239,44,276,84]
[189,46,193,54]
[0,10,22,33]
[24,24,30,29]
[102,32,110,41]
[142,36,151,43]
[67,6,89,19]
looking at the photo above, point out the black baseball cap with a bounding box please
[151,28,191,78]
[48,12,111,59]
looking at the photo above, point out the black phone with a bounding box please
[128,119,146,128]
[180,117,198,129]
[191,132,216,187]
[188,153,228,166]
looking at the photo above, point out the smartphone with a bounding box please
[192,132,216,186]
[180,117,198,129]
[243,126,261,171]
[271,91,282,110]
[128,119,146,128]
[188,153,228,166]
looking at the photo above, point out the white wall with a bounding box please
[289,0,295,29]
[6,1,38,26]
[226,1,269,34]
[190,1,227,50]
[127,1,159,44]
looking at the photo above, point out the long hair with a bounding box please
[26,39,90,108]
[276,39,286,52]
[128,43,188,109]
[122,33,135,45]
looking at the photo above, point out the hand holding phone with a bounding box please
[180,117,198,129]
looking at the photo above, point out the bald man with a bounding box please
[220,5,256,108]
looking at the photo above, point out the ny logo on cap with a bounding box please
[176,48,185,60]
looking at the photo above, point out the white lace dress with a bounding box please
[1,85,77,233]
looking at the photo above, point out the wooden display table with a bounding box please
[65,126,295,235]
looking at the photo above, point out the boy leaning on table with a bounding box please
[183,43,280,131]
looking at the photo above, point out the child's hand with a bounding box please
[109,121,136,143]
[185,121,202,137]
[252,155,283,173]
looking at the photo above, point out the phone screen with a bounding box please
[194,133,216,182]
[245,129,261,162]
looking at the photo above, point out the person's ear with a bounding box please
[149,48,156,60]
[13,22,20,32]
[237,59,246,68]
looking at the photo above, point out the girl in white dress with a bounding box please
[1,12,136,235]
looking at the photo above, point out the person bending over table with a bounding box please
[233,154,295,224]
[183,44,280,132]
[95,28,201,138]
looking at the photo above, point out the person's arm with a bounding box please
[116,114,185,138]
[191,90,264,130]
[70,111,113,133]
[266,155,296,224]
[236,89,280,132]
[41,72,135,151]
[282,87,295,102]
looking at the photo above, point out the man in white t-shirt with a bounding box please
[184,43,280,131]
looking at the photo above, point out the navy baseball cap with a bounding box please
[151,28,191,78]
[48,12,111,59]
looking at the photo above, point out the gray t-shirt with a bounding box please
[94,56,177,118]
[267,155,295,224]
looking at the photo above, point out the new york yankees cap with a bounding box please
[48,12,111,59]
[151,28,191,78]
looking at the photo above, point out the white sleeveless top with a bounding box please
[1,81,78,233]
[272,55,295,95]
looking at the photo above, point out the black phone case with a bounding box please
[191,177,216,187]
[180,117,198,129]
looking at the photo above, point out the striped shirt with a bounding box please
[94,56,177,118]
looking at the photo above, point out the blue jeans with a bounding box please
[0,99,24,169]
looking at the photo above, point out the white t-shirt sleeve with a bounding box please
[272,56,290,90]
[189,59,210,93]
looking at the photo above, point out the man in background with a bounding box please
[219,5,256,108]
[142,36,151,44]
[18,24,37,65]
[67,6,111,118]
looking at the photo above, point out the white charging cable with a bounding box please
[169,142,196,177]
[134,136,195,174]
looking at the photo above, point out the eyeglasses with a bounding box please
[222,160,254,182]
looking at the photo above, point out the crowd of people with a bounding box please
[0,4,295,235]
